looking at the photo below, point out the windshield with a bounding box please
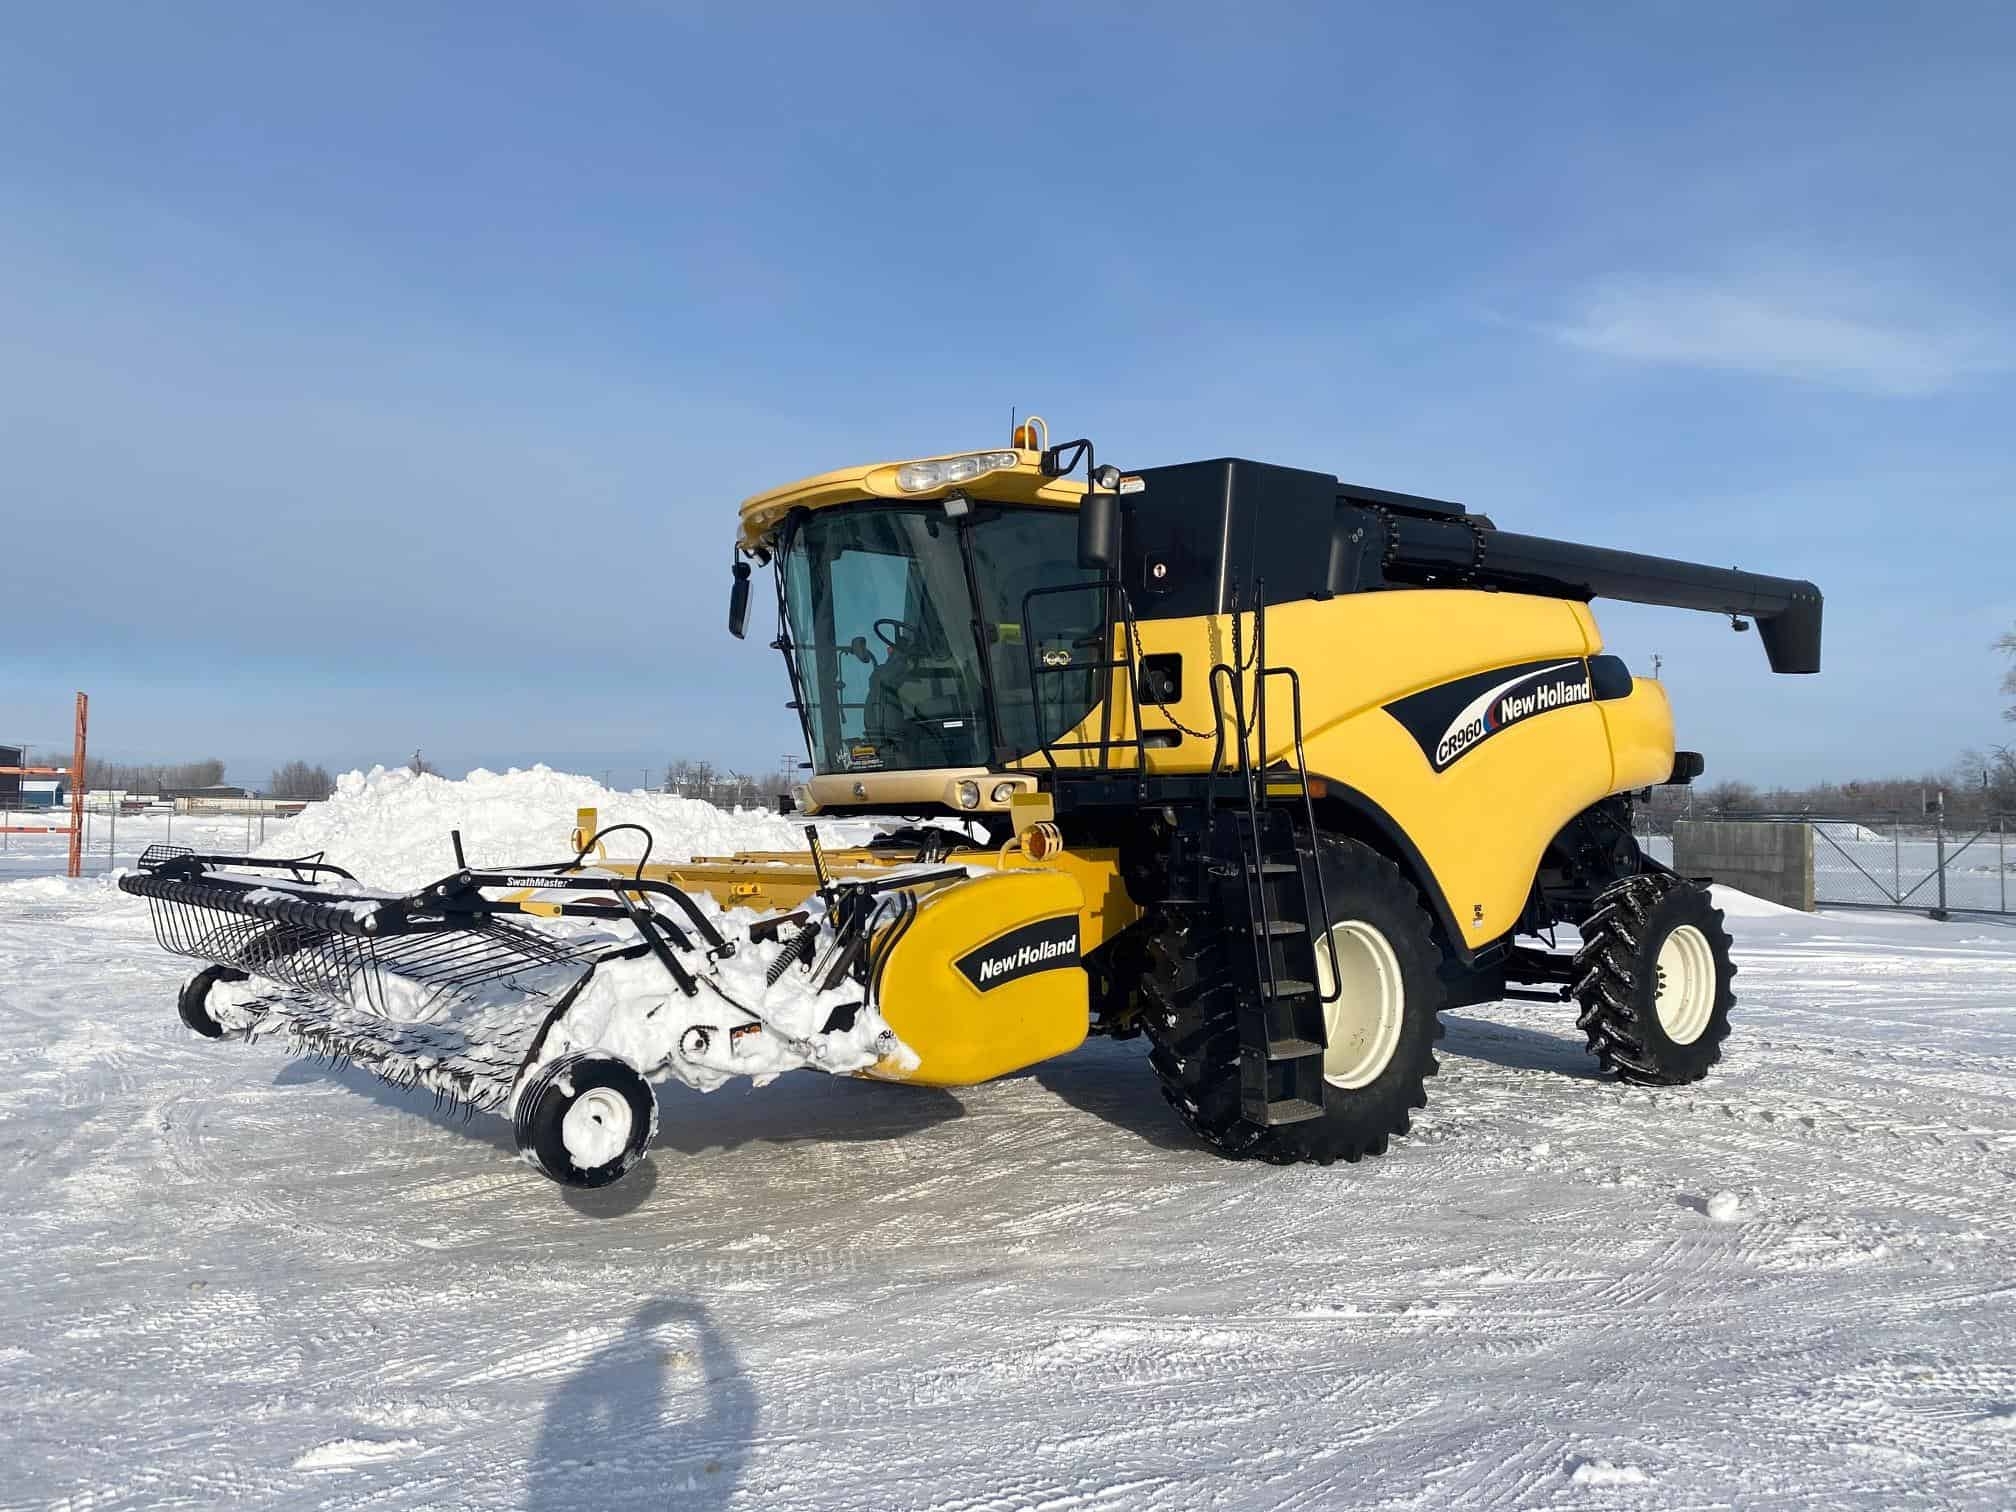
[779,504,1102,776]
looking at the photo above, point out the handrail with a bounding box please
[1018,578,1147,775]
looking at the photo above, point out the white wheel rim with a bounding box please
[1654,924,1717,1045]
[1314,920,1406,1090]
[561,1086,634,1168]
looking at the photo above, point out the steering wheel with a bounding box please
[873,618,917,650]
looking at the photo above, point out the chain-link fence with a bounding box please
[1805,815,2012,915]
[1637,812,2015,917]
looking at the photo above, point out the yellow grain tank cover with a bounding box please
[866,868,1090,1087]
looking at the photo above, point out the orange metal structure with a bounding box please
[0,695,84,852]
[0,760,72,835]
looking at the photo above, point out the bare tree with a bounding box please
[1699,780,1759,814]
[82,757,226,793]
[1999,629,2016,722]
[657,756,797,810]
[268,761,336,800]
[409,749,436,776]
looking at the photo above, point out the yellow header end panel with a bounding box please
[867,868,1090,1086]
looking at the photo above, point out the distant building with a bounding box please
[160,785,253,801]
[1,746,65,811]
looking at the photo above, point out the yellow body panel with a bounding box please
[865,868,1090,1085]
[639,843,1141,952]
[1008,589,1673,946]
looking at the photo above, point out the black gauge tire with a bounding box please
[513,1053,659,1189]
[178,965,249,1039]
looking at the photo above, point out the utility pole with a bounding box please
[1651,652,1664,679]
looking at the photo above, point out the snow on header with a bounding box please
[257,765,871,891]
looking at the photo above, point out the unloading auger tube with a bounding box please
[120,824,1090,1189]
[1356,500,1823,674]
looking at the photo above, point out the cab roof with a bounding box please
[736,448,1087,550]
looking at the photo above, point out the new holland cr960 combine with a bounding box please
[127,419,1822,1188]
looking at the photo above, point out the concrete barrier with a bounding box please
[1672,820,1814,911]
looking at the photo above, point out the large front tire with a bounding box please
[1143,836,1444,1165]
[1574,875,1737,1083]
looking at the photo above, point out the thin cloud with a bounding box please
[1550,277,2005,396]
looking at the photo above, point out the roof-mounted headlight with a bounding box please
[895,451,1020,494]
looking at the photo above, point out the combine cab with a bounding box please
[127,417,1823,1186]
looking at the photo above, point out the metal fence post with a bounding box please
[107,801,117,874]
[2001,815,2007,916]
[1933,812,1949,920]
[1893,819,1902,902]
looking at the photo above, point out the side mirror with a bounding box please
[727,561,753,639]
[1077,491,1118,570]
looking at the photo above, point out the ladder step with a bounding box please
[1261,1097,1326,1126]
[1267,1037,1325,1061]
[1261,978,1317,1001]
[1252,919,1306,938]
[1256,862,1298,876]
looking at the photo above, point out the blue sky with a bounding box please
[2,2,2010,788]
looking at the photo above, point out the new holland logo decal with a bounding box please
[1385,659,1595,773]
[954,915,1081,992]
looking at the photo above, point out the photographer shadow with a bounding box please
[525,1296,755,1510]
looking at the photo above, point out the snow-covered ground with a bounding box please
[5,776,2015,1509]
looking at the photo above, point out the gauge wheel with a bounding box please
[513,1053,659,1188]
[178,964,249,1039]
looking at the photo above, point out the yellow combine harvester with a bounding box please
[128,419,1821,1188]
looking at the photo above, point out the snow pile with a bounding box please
[1569,1459,1650,1487]
[1817,821,1889,844]
[1709,884,1806,919]
[258,765,875,891]
[292,1438,420,1471]
[540,887,917,1095]
[0,875,117,903]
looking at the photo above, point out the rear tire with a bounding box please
[514,1053,658,1188]
[1142,836,1444,1165]
[1574,875,1736,1083]
[177,965,248,1039]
